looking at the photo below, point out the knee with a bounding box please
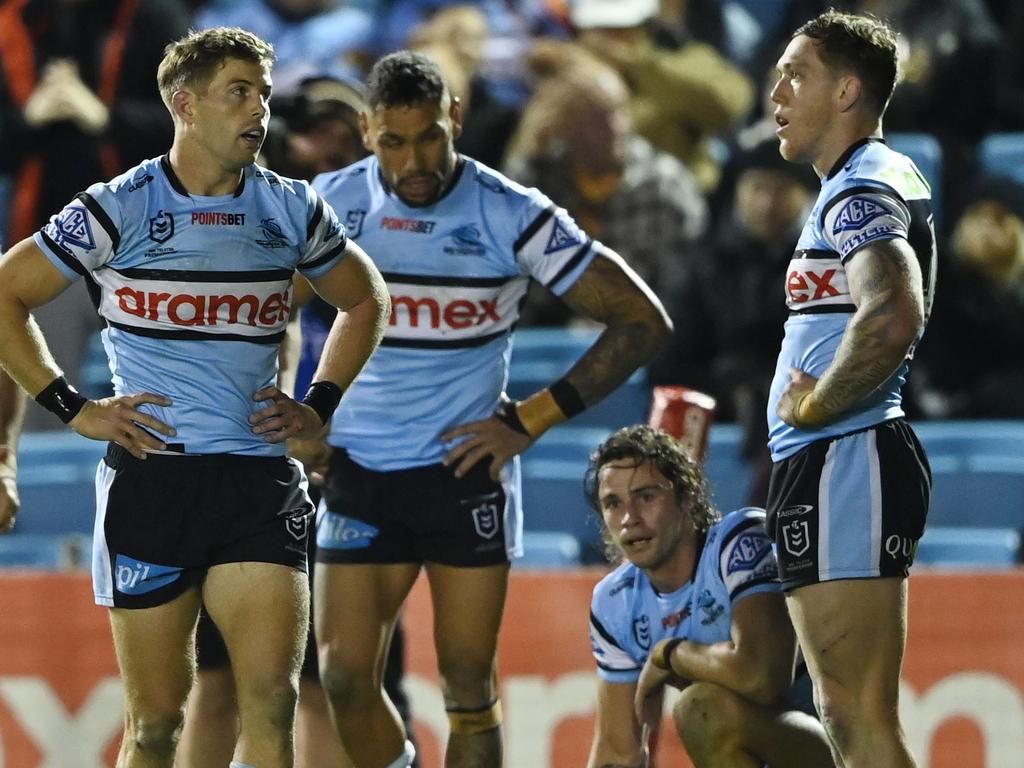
[125,710,185,757]
[673,682,747,756]
[238,674,299,731]
[319,655,377,710]
[437,653,496,706]
[812,673,896,754]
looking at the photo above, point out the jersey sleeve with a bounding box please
[34,184,121,281]
[820,184,912,263]
[590,582,644,683]
[513,187,597,295]
[717,510,781,604]
[296,186,348,278]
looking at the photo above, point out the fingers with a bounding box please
[252,386,282,403]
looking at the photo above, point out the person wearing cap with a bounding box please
[562,0,755,192]
[586,425,834,768]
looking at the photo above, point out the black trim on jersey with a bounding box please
[306,194,324,242]
[379,328,509,349]
[513,206,555,253]
[381,271,512,288]
[39,231,88,276]
[825,137,884,180]
[76,192,120,252]
[113,267,293,282]
[820,183,906,228]
[719,515,765,553]
[793,248,839,260]
[788,304,856,315]
[589,611,624,650]
[596,660,642,673]
[160,155,245,198]
[730,575,778,601]
[544,239,593,290]
[108,321,286,344]
[300,238,347,272]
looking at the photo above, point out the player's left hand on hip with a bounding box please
[251,386,321,443]
[442,416,533,481]
[777,368,828,428]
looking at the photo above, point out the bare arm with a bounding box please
[0,369,25,531]
[652,592,796,707]
[588,680,647,768]
[778,238,925,428]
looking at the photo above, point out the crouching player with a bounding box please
[585,426,834,768]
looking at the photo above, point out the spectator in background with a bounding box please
[505,56,707,325]
[651,139,816,505]
[914,175,1024,418]
[565,0,755,192]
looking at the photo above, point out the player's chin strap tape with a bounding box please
[495,378,586,438]
[302,380,343,426]
[446,699,503,735]
[35,376,87,424]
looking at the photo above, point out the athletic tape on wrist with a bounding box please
[34,376,87,424]
[652,637,683,671]
[301,381,343,426]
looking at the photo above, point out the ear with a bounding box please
[358,111,373,152]
[450,95,464,141]
[836,74,862,113]
[171,89,195,124]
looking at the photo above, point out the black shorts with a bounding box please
[93,444,314,609]
[315,450,512,567]
[766,419,931,591]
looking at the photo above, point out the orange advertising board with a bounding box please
[0,570,1022,767]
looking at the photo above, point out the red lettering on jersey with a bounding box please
[806,269,839,299]
[116,287,146,317]
[392,296,440,327]
[168,294,206,325]
[208,294,260,325]
[787,271,810,302]
[113,287,288,328]
[444,299,476,329]
[788,269,841,302]
[389,295,503,329]
[477,299,500,324]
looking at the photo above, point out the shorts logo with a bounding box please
[149,210,174,243]
[285,510,309,541]
[317,511,379,550]
[544,218,582,254]
[471,502,500,540]
[885,534,916,560]
[832,196,891,234]
[782,520,811,557]
[778,504,814,518]
[726,531,770,574]
[52,205,96,251]
[113,555,182,595]
[632,615,651,650]
[346,209,367,238]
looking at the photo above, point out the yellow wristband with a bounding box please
[515,389,567,438]
[795,392,828,427]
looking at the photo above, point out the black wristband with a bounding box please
[35,376,88,424]
[652,638,683,671]
[493,398,529,436]
[302,381,343,426]
[549,377,585,418]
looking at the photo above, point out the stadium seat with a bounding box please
[977,132,1024,186]
[16,432,106,535]
[887,132,943,229]
[516,531,582,569]
[915,526,1021,568]
[0,532,89,569]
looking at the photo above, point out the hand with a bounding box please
[0,463,18,535]
[69,393,176,459]
[442,413,534,481]
[776,368,829,428]
[287,430,332,485]
[633,657,671,733]
[250,387,322,443]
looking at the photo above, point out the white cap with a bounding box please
[570,0,658,29]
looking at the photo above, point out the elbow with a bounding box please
[739,671,790,708]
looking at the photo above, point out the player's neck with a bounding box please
[646,534,698,594]
[168,142,246,197]
[811,121,883,179]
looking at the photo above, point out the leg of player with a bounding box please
[786,578,915,768]
[175,667,238,767]
[315,562,422,768]
[203,562,310,768]
[109,587,203,767]
[295,678,352,768]
[673,681,835,768]
[426,562,509,768]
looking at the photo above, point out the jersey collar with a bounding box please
[825,137,885,180]
[160,155,247,199]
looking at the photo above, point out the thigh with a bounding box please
[109,585,203,714]
[195,605,231,671]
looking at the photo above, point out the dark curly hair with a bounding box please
[584,425,719,561]
[366,50,447,110]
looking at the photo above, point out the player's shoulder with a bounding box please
[312,156,376,199]
[592,559,642,609]
[462,155,554,215]
[98,156,164,205]
[706,507,768,550]
[830,139,928,202]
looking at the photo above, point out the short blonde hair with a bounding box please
[157,27,275,109]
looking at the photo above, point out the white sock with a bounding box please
[229,763,257,768]
[384,740,417,768]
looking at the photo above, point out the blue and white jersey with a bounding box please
[35,156,346,455]
[313,155,597,471]
[768,138,937,461]
[589,508,780,683]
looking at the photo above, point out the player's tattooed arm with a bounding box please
[559,246,672,406]
[780,237,924,428]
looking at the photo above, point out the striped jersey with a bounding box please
[768,138,937,460]
[313,155,597,470]
[589,508,780,683]
[35,156,346,455]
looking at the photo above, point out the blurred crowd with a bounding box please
[2,0,1023,471]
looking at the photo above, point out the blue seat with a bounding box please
[16,432,106,535]
[977,132,1024,186]
[887,132,943,229]
[916,526,1021,568]
[0,532,88,569]
[516,531,582,569]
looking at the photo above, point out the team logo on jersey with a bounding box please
[445,224,486,256]
[127,168,154,192]
[632,615,651,650]
[470,501,500,540]
[726,531,770,574]
[317,511,379,550]
[345,209,367,238]
[149,210,174,244]
[696,589,724,625]
[51,205,96,251]
[256,217,290,249]
[113,555,182,595]
[782,520,811,557]
[832,196,892,234]
[544,218,582,254]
